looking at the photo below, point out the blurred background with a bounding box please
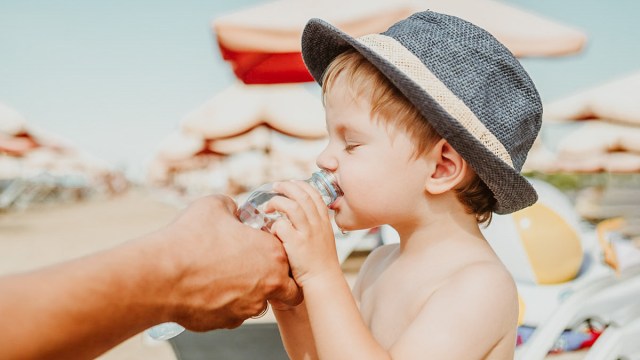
[2,0,639,180]
[1,0,640,359]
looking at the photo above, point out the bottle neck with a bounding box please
[306,170,343,206]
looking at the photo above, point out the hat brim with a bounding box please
[301,18,537,214]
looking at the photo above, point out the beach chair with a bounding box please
[481,179,640,359]
[583,306,640,360]
[11,173,56,209]
[515,253,640,359]
[0,178,29,210]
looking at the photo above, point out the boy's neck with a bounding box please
[394,193,483,252]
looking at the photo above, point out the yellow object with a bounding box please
[596,217,626,275]
[517,294,526,326]
[514,202,583,284]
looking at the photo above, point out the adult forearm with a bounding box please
[303,271,389,360]
[273,302,318,360]
[0,232,172,359]
[0,194,301,359]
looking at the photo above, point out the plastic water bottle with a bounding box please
[236,169,342,231]
[146,169,342,340]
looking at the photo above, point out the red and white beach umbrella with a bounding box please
[0,102,28,136]
[212,0,587,84]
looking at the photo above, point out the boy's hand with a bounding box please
[265,181,341,287]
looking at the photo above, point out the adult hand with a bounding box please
[156,195,303,330]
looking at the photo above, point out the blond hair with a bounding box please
[322,50,495,224]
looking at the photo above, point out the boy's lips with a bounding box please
[329,197,342,210]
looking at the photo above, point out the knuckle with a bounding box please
[263,272,283,292]
[265,272,289,297]
[272,246,288,263]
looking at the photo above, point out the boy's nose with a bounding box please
[316,146,337,172]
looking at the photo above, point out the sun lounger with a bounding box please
[477,179,640,359]
[583,305,640,360]
[516,256,640,359]
[0,178,29,210]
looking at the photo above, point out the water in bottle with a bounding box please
[237,169,342,231]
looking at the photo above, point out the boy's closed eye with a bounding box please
[344,143,360,153]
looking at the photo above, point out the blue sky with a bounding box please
[1,0,639,180]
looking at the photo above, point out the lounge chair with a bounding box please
[480,179,640,359]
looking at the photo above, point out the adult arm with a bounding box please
[0,195,301,359]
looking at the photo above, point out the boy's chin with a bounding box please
[334,217,368,233]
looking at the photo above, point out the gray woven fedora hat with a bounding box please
[301,11,542,214]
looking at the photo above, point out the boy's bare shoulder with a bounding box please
[365,243,399,263]
[428,258,519,329]
[352,244,399,298]
[360,243,399,275]
[446,259,517,300]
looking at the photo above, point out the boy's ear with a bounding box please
[424,139,468,195]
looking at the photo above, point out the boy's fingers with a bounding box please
[270,218,295,241]
[272,181,317,221]
[292,181,328,220]
[266,196,309,233]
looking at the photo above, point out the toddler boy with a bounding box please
[267,10,542,359]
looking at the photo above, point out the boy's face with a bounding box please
[317,75,432,231]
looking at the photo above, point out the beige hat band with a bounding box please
[357,34,514,168]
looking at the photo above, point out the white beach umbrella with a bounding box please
[556,122,640,158]
[262,85,326,138]
[181,82,326,139]
[544,71,640,126]
[155,131,206,162]
[526,72,640,173]
[181,82,265,139]
[208,125,271,155]
[0,155,22,179]
[0,102,27,136]
[526,122,640,173]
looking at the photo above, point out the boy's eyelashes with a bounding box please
[344,143,360,152]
